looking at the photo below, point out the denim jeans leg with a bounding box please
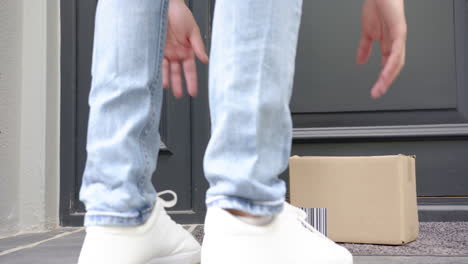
[79,0,168,226]
[204,0,303,216]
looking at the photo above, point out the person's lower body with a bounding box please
[203,0,300,218]
[201,0,353,263]
[78,0,353,263]
[77,0,200,263]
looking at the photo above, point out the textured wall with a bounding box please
[0,0,22,236]
[0,0,60,236]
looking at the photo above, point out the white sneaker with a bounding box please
[201,202,353,264]
[78,191,201,264]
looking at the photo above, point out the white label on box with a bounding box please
[301,208,328,237]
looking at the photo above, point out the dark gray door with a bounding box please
[61,0,468,226]
[60,0,211,225]
[285,0,468,221]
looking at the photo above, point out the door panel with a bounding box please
[61,0,200,225]
[292,0,467,129]
[287,0,468,221]
[292,0,456,114]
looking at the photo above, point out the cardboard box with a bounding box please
[289,155,419,245]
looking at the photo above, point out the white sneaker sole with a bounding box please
[146,249,201,264]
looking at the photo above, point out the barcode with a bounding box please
[301,208,327,236]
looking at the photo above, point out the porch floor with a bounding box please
[1,222,467,264]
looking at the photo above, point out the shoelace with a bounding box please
[157,190,178,208]
[284,202,329,240]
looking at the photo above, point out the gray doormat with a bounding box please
[341,222,468,256]
[191,222,468,256]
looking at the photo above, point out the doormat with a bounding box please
[191,222,468,256]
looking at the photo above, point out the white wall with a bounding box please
[0,0,60,237]
[0,0,23,236]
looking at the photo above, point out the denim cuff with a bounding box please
[206,196,285,216]
[83,207,153,227]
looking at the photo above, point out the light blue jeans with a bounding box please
[80,0,303,226]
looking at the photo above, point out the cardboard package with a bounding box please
[289,155,419,245]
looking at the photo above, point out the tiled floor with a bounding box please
[0,225,467,264]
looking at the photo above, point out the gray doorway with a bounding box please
[61,0,468,226]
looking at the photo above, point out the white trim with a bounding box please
[17,0,61,233]
[293,124,468,139]
[44,0,61,232]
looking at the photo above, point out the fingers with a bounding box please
[190,27,209,64]
[162,58,169,89]
[371,39,405,99]
[356,34,373,64]
[183,57,198,97]
[164,58,198,98]
[379,32,391,68]
[170,62,183,98]
[164,25,206,98]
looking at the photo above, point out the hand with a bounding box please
[357,0,407,99]
[163,0,209,98]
